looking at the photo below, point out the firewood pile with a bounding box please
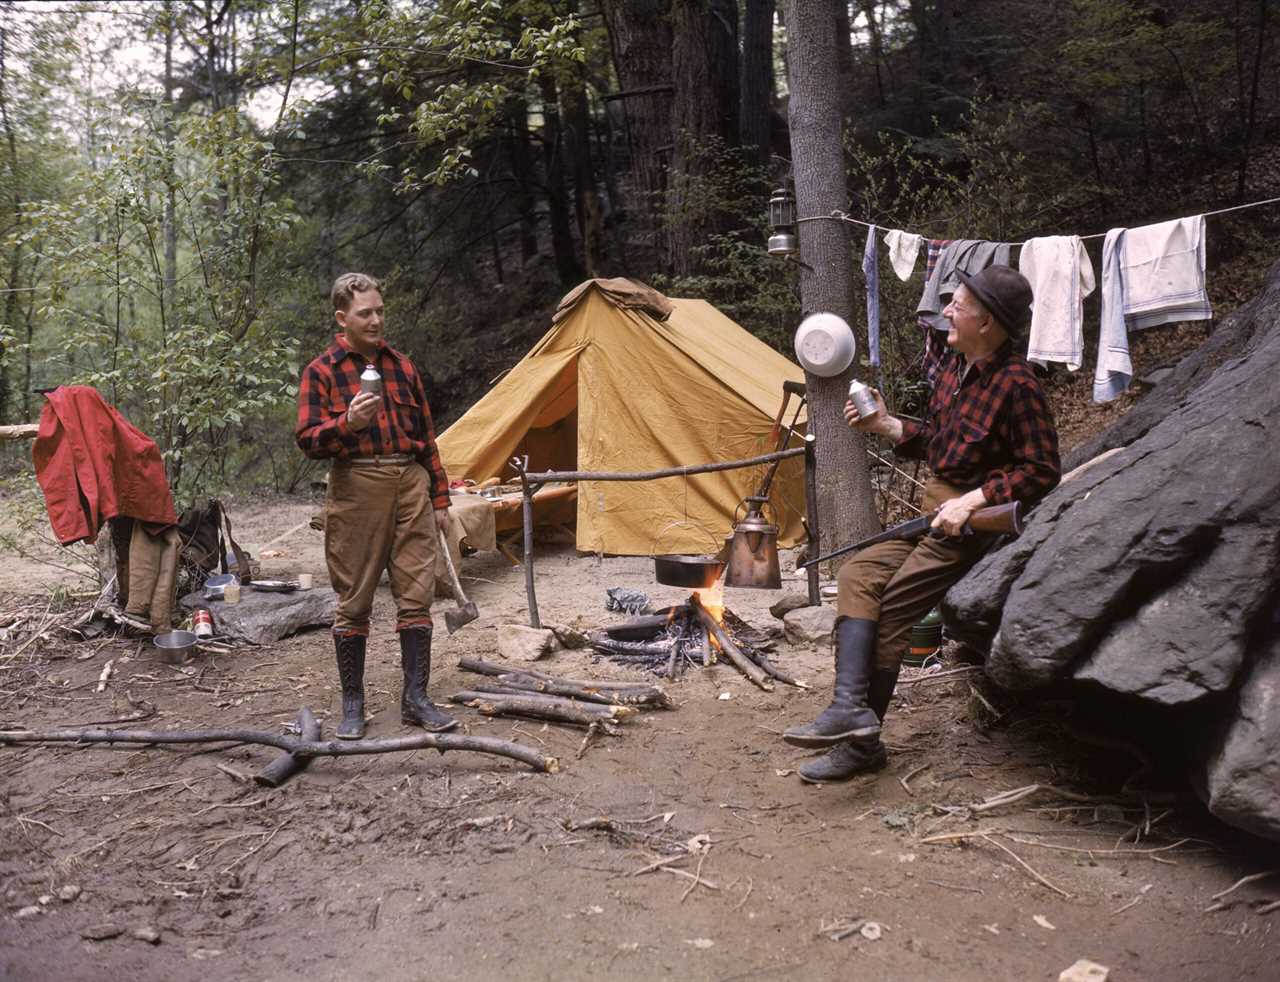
[588,592,800,691]
[449,657,672,743]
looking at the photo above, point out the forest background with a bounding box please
[0,0,1277,516]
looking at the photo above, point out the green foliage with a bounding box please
[655,136,799,348]
[13,100,301,500]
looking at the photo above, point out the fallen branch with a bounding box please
[451,690,635,727]
[979,833,1073,899]
[458,664,670,708]
[0,719,558,773]
[255,707,321,788]
[458,657,668,692]
[1212,869,1280,901]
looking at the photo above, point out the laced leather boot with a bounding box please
[783,618,881,748]
[399,626,458,732]
[333,633,367,740]
[798,667,900,784]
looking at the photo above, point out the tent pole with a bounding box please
[512,456,541,628]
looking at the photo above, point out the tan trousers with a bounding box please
[835,478,994,670]
[325,460,438,636]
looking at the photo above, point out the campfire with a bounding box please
[589,585,800,690]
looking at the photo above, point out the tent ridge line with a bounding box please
[523,444,807,485]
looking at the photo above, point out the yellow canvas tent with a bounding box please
[437,279,809,556]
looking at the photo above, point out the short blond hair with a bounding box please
[330,272,382,312]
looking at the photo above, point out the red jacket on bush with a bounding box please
[32,386,177,545]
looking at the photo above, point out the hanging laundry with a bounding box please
[916,239,1012,331]
[883,229,923,281]
[1093,228,1132,403]
[918,239,952,386]
[1020,235,1096,371]
[863,225,881,368]
[1118,215,1211,329]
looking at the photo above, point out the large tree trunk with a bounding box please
[0,20,20,424]
[538,75,584,286]
[563,75,602,278]
[781,0,879,551]
[599,0,674,233]
[506,97,541,265]
[668,0,740,276]
[740,0,776,167]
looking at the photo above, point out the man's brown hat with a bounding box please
[956,265,1033,338]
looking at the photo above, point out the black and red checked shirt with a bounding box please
[296,334,451,510]
[896,340,1060,506]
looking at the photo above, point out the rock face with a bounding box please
[942,260,1280,840]
[180,587,337,644]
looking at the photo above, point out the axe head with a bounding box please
[445,601,479,635]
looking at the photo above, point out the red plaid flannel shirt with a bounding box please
[296,334,450,510]
[896,341,1060,505]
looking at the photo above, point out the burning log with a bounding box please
[591,595,801,690]
[450,690,637,727]
[689,593,772,691]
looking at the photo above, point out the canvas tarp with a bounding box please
[437,281,809,556]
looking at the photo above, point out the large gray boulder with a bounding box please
[942,260,1280,839]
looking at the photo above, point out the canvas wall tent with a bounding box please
[437,279,809,557]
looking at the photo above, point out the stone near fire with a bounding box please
[769,593,811,620]
[180,586,337,644]
[498,624,558,662]
[940,260,1280,842]
[783,605,836,645]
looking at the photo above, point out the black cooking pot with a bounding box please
[654,554,726,589]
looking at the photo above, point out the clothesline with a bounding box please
[797,192,1280,246]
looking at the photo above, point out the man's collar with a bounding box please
[961,339,1013,382]
[333,333,387,361]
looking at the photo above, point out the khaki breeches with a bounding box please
[835,478,993,670]
[325,460,438,635]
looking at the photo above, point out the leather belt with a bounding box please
[346,453,413,466]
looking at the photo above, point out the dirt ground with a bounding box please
[2,493,1279,982]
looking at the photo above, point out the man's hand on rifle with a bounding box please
[932,488,989,537]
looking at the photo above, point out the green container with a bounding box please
[904,608,943,667]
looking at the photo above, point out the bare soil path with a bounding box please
[2,494,1278,982]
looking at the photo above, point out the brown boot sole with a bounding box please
[402,714,459,733]
[782,722,880,749]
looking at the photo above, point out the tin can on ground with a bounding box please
[193,608,215,639]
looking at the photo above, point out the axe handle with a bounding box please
[438,528,471,606]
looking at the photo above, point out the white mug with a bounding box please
[297,573,314,590]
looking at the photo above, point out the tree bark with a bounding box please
[0,20,20,424]
[599,0,674,231]
[669,0,740,276]
[506,97,541,264]
[740,0,776,166]
[538,74,584,286]
[781,0,879,551]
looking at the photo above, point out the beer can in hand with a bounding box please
[193,608,215,639]
[360,364,382,395]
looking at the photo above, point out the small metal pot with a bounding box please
[154,630,198,664]
[654,554,726,589]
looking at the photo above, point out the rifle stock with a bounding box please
[799,500,1024,570]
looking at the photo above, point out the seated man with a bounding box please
[784,265,1061,782]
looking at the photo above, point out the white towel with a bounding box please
[1020,235,1096,371]
[1121,216,1211,329]
[883,229,923,281]
[1093,228,1132,403]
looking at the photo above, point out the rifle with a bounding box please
[798,501,1024,570]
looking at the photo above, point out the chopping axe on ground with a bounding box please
[437,528,480,633]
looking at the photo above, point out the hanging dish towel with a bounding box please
[863,225,881,368]
[1020,235,1096,371]
[1120,215,1211,329]
[916,239,1012,331]
[1093,228,1132,402]
[883,229,922,282]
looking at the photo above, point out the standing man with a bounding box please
[785,265,1060,782]
[297,272,457,739]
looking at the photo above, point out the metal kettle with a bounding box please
[723,496,781,589]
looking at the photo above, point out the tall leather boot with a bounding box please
[333,632,367,740]
[783,618,881,748]
[399,626,458,732]
[798,666,900,784]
